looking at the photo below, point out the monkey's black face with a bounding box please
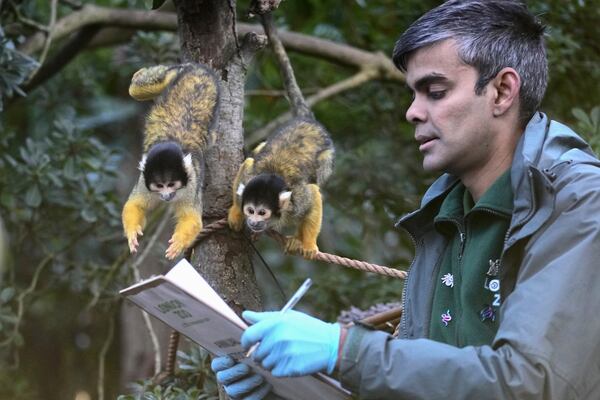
[241,174,287,232]
[149,179,184,201]
[142,141,191,201]
[243,203,274,232]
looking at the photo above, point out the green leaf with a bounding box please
[19,147,31,165]
[24,185,42,207]
[591,106,600,128]
[81,208,97,223]
[83,157,102,170]
[152,0,166,9]
[0,287,15,303]
[47,172,64,188]
[572,107,592,126]
[0,192,16,208]
[63,158,77,180]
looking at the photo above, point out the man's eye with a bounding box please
[428,90,446,100]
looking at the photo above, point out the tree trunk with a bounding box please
[120,1,263,391]
[173,0,262,314]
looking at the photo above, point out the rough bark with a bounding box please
[173,0,262,313]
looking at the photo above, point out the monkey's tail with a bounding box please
[129,65,182,101]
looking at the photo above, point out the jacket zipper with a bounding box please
[399,227,418,338]
[451,218,465,346]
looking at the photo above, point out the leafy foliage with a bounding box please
[0,27,38,111]
[572,106,600,154]
[123,32,180,67]
[0,107,121,247]
[118,346,219,400]
[0,102,126,398]
[0,106,124,349]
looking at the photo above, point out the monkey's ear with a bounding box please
[279,191,292,209]
[138,155,147,171]
[183,153,194,177]
[236,183,246,197]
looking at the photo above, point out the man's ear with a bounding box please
[491,67,521,117]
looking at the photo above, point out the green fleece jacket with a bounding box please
[429,169,512,346]
[339,112,600,399]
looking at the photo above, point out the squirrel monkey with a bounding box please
[228,118,334,258]
[122,63,220,259]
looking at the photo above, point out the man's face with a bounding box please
[405,40,497,178]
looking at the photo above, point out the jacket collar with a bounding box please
[396,112,594,245]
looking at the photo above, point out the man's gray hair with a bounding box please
[393,0,547,125]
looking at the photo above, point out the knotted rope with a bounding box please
[189,218,407,279]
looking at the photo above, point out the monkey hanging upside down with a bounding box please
[122,63,220,259]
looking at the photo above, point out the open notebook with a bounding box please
[120,259,350,400]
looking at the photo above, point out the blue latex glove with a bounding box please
[241,310,341,377]
[211,355,272,400]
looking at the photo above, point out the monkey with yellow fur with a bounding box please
[123,63,219,259]
[228,118,334,258]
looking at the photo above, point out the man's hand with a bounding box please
[211,355,273,400]
[241,310,341,377]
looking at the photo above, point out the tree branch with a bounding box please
[33,0,58,72]
[97,315,115,400]
[19,4,178,55]
[8,0,49,32]
[19,5,403,81]
[246,66,380,145]
[260,12,311,118]
[16,5,404,136]
[22,24,101,93]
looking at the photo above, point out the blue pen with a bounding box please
[246,278,313,357]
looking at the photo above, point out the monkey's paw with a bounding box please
[125,226,144,254]
[300,246,318,260]
[228,206,245,232]
[285,237,318,259]
[165,236,186,260]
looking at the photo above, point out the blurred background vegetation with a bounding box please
[0,0,598,399]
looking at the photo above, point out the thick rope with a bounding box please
[162,216,406,378]
[165,330,180,376]
[191,217,407,279]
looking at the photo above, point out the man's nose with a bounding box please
[406,98,426,124]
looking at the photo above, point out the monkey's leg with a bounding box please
[122,194,151,254]
[166,205,203,260]
[288,184,322,259]
[316,148,335,186]
[228,158,254,232]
